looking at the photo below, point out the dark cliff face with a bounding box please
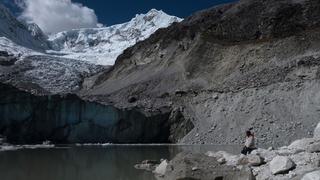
[84,0,320,146]
[0,83,175,144]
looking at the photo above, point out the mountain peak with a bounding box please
[132,9,182,24]
[144,8,167,18]
[48,10,183,65]
[147,8,163,14]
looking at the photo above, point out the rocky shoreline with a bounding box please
[135,122,320,180]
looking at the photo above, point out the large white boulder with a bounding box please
[302,170,320,180]
[314,122,320,139]
[153,159,168,175]
[238,154,264,166]
[251,148,276,162]
[269,156,296,175]
[206,151,240,166]
[288,138,314,150]
[246,154,264,166]
[287,138,320,153]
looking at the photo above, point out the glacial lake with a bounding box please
[0,144,241,180]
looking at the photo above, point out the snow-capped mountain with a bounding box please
[0,4,182,94]
[48,9,183,65]
[0,4,48,51]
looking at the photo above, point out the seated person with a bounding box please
[241,130,256,155]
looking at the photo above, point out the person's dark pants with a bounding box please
[241,146,255,155]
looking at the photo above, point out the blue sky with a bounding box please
[2,0,236,25]
[0,0,236,33]
[73,0,236,25]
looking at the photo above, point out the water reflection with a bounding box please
[0,145,241,180]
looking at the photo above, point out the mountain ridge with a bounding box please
[0,4,49,51]
[83,0,320,146]
[48,9,183,65]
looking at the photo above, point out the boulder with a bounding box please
[206,151,240,166]
[315,122,320,139]
[287,138,320,153]
[269,156,296,175]
[277,147,304,156]
[217,157,226,164]
[0,56,17,66]
[302,170,320,180]
[251,148,276,162]
[154,159,168,175]
[134,160,160,171]
[288,138,314,150]
[160,152,254,180]
[307,143,320,153]
[238,154,264,166]
[0,51,9,57]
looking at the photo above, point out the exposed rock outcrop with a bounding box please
[134,160,161,172]
[0,51,17,66]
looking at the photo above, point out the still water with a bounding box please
[0,144,241,180]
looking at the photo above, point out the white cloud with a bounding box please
[14,0,26,8]
[16,0,100,34]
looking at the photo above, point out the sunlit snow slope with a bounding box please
[48,9,183,65]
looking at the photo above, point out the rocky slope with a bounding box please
[0,4,48,50]
[83,0,320,147]
[48,9,182,65]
